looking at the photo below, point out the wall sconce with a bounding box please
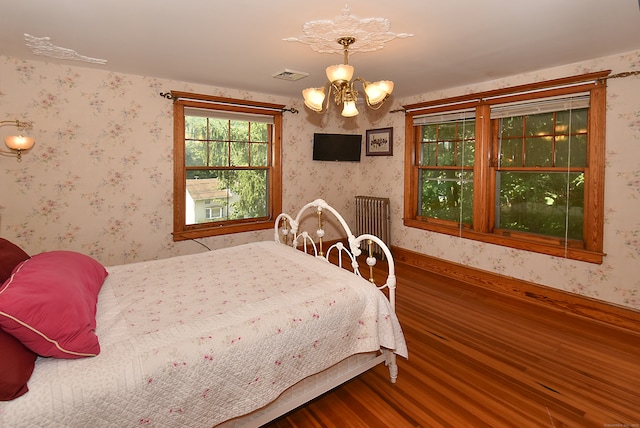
[0,120,36,161]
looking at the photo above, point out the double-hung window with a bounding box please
[404,71,609,263]
[172,92,283,241]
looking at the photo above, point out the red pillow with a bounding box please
[0,251,108,358]
[0,327,37,401]
[0,238,30,284]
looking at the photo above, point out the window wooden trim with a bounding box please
[404,71,610,264]
[172,94,283,241]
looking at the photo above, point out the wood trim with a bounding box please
[403,117,418,220]
[401,218,604,264]
[173,102,186,236]
[390,245,640,334]
[271,113,283,218]
[474,104,491,232]
[173,220,274,241]
[403,70,611,111]
[586,82,606,252]
[170,90,285,111]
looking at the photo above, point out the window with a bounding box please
[205,207,223,220]
[404,71,609,263]
[415,110,476,226]
[172,92,283,241]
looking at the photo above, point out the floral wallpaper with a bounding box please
[0,56,365,265]
[1,48,639,311]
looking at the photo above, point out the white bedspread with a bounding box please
[0,241,407,427]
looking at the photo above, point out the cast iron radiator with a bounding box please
[354,196,391,259]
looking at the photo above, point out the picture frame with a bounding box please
[365,127,393,156]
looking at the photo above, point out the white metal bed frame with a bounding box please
[221,198,399,427]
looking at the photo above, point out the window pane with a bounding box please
[209,141,229,166]
[420,120,475,167]
[438,141,456,166]
[185,117,207,140]
[230,120,249,141]
[438,123,457,140]
[420,142,437,166]
[227,170,268,219]
[210,119,229,140]
[185,140,209,166]
[501,116,523,137]
[556,109,588,134]
[526,112,553,136]
[250,122,268,142]
[555,134,587,167]
[185,171,230,225]
[461,140,475,166]
[499,138,522,167]
[421,125,437,142]
[461,121,475,139]
[524,136,553,167]
[230,142,249,166]
[555,108,588,168]
[185,169,268,225]
[418,170,473,224]
[252,142,268,166]
[496,171,584,240]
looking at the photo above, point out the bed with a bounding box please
[0,199,407,427]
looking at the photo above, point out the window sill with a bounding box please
[403,218,604,264]
[173,220,274,241]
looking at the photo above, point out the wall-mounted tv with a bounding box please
[312,133,362,162]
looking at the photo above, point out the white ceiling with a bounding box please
[2,1,640,101]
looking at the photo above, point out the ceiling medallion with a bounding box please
[288,6,412,117]
[283,5,413,55]
[24,34,107,65]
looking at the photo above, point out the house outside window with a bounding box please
[404,71,609,263]
[172,92,283,240]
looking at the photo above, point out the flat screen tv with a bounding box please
[312,133,362,162]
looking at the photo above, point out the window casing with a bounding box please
[172,92,283,241]
[404,71,609,263]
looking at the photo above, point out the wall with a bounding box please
[382,49,640,310]
[0,56,371,266]
[2,49,639,312]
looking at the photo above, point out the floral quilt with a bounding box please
[0,241,407,427]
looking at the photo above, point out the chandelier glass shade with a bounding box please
[302,37,394,117]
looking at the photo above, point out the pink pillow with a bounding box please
[0,251,108,358]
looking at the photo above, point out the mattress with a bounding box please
[0,241,407,427]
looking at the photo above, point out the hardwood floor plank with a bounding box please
[263,261,640,427]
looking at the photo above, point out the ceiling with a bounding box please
[2,1,640,101]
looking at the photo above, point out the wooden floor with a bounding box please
[264,261,640,428]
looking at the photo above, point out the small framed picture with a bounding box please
[365,127,393,156]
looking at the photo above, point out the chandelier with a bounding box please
[302,37,394,117]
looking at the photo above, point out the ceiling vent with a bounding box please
[272,69,309,81]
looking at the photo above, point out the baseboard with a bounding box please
[390,245,640,334]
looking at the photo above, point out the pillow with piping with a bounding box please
[0,250,108,358]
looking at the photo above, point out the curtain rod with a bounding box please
[159,91,298,114]
[400,69,640,114]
